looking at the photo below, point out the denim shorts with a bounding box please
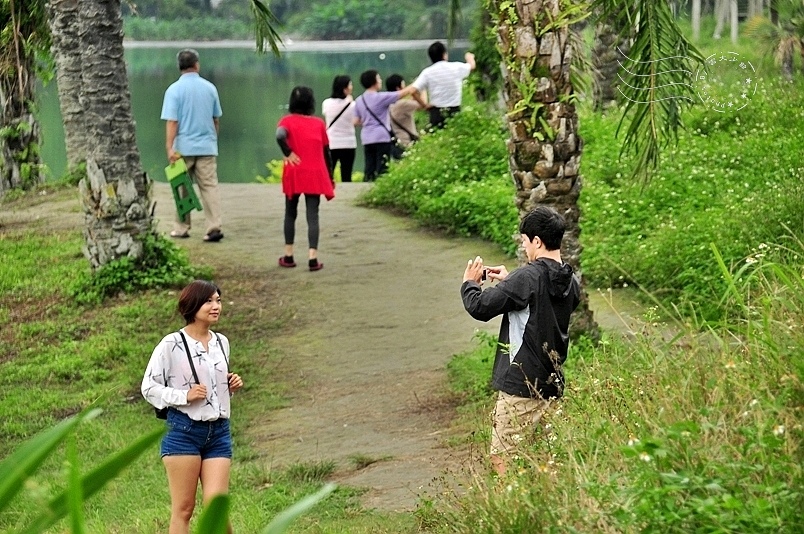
[160,408,232,460]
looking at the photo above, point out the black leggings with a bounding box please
[331,148,356,183]
[284,194,321,249]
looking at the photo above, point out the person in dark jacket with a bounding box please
[460,206,580,476]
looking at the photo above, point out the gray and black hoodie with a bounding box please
[461,258,580,400]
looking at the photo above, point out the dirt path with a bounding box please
[149,182,513,511]
[3,182,643,512]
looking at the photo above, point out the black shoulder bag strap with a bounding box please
[327,101,352,130]
[179,331,200,385]
[391,117,419,142]
[362,99,396,141]
[155,331,199,419]
[214,332,229,372]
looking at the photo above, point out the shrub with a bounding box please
[70,231,211,304]
[581,77,804,319]
[123,16,252,41]
[360,103,519,255]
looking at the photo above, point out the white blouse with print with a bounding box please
[141,329,231,421]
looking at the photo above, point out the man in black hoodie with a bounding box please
[461,206,580,476]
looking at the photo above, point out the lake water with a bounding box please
[38,41,467,183]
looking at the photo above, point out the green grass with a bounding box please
[440,245,803,531]
[0,204,415,532]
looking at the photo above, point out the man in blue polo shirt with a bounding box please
[161,49,224,242]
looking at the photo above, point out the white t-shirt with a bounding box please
[321,97,357,149]
[412,61,472,108]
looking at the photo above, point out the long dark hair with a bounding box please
[330,75,351,99]
[289,86,315,115]
[178,280,221,324]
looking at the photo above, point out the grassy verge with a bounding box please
[0,188,416,532]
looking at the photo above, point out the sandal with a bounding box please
[203,230,224,242]
[308,259,324,271]
[170,230,190,239]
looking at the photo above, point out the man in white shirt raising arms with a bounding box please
[411,41,476,129]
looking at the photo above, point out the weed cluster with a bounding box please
[69,231,211,305]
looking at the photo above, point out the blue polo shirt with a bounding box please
[161,72,222,157]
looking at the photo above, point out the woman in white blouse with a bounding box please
[321,75,357,182]
[142,280,243,534]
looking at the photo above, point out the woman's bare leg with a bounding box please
[163,455,202,534]
[200,457,233,533]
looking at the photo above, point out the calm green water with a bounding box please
[38,44,465,183]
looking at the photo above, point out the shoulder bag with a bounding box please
[361,99,405,160]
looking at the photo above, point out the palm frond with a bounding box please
[594,0,704,182]
[249,0,283,57]
[744,14,782,57]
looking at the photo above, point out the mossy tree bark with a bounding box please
[0,0,47,195]
[489,0,599,339]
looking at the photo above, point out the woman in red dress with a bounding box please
[276,86,335,271]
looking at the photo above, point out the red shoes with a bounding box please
[279,256,323,271]
[278,256,296,268]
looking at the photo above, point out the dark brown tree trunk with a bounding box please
[592,14,630,111]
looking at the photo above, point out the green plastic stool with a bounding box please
[164,158,202,220]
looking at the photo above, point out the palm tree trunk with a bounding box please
[714,0,728,38]
[48,0,152,269]
[47,0,89,169]
[491,0,599,339]
[730,0,738,44]
[592,11,630,111]
[692,0,702,41]
[0,0,46,195]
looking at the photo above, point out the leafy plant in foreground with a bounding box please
[0,407,336,533]
[0,408,163,533]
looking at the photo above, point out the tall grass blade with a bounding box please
[710,243,747,313]
[262,483,336,534]
[20,427,164,534]
[0,408,100,512]
[66,437,86,534]
[195,495,230,533]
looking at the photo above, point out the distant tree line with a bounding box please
[122,0,477,40]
